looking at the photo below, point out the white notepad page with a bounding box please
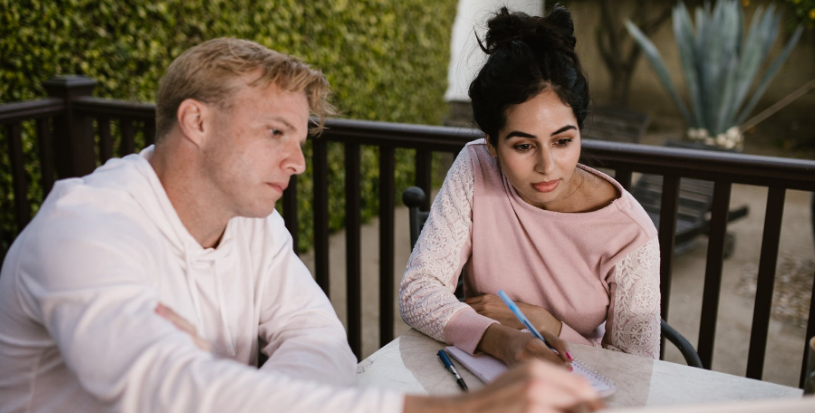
[445,346,616,397]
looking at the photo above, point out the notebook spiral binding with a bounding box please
[572,357,615,392]
[519,328,614,386]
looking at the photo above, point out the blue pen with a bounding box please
[497,290,558,353]
[437,349,469,392]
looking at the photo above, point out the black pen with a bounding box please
[437,349,468,392]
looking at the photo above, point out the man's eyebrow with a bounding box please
[265,116,296,131]
[505,131,536,140]
[551,125,577,136]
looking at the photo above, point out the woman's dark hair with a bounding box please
[469,4,589,147]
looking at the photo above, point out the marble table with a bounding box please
[356,329,804,410]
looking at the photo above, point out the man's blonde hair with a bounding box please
[155,38,334,142]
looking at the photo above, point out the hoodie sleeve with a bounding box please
[256,213,358,387]
[14,199,403,413]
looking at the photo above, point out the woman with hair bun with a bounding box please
[399,4,660,368]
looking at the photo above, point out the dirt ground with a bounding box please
[298,130,814,389]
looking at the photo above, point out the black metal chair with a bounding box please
[630,141,749,258]
[403,186,703,368]
[661,320,703,368]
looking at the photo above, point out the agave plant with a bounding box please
[625,1,803,150]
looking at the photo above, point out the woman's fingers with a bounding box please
[467,296,528,330]
[542,330,573,363]
[465,293,495,305]
[525,338,568,367]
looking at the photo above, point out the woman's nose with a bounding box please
[536,148,556,175]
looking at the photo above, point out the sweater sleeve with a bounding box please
[257,213,358,387]
[399,148,498,354]
[559,322,597,346]
[15,210,403,413]
[602,237,661,359]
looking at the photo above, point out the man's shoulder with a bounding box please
[19,178,158,261]
[2,181,160,293]
[44,176,151,226]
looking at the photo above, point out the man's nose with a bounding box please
[285,140,306,175]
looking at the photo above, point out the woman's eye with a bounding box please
[555,138,572,146]
[514,144,533,152]
[270,129,283,137]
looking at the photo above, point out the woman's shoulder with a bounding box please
[579,165,658,240]
[462,138,489,159]
[459,138,503,177]
[447,138,496,182]
[615,190,658,240]
[576,167,619,212]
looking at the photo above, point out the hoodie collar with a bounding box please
[119,145,237,356]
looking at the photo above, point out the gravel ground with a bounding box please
[738,256,814,329]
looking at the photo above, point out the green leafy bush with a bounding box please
[784,0,815,28]
[0,0,456,253]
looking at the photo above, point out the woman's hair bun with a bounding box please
[468,3,589,147]
[479,4,576,56]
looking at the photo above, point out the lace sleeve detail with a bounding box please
[398,148,475,342]
[607,237,661,359]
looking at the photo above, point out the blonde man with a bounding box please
[0,38,601,413]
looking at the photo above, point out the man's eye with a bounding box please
[270,129,283,136]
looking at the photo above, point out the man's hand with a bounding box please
[403,359,603,413]
[155,303,212,353]
[466,293,562,336]
[478,324,573,367]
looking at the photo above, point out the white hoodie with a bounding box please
[0,147,403,413]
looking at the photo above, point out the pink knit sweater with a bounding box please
[399,140,661,359]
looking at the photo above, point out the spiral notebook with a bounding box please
[445,346,616,397]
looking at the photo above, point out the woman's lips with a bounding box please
[532,180,559,193]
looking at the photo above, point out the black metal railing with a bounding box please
[1,76,814,387]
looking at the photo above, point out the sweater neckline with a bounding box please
[501,163,630,219]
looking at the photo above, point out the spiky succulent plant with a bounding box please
[626,1,802,149]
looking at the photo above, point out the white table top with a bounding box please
[356,329,804,410]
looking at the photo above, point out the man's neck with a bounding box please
[149,143,231,249]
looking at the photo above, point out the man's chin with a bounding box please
[239,203,278,219]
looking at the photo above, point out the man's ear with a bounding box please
[176,98,210,147]
[485,134,498,158]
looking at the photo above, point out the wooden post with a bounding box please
[43,76,97,178]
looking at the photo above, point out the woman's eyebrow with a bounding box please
[505,131,536,140]
[550,125,577,136]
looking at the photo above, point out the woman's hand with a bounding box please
[477,324,573,368]
[466,293,563,336]
[155,303,212,353]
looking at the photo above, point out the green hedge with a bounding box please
[0,0,456,252]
